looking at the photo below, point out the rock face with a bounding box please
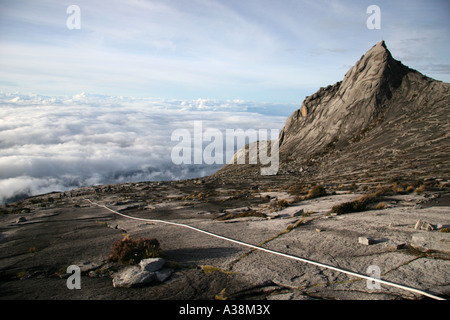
[280,41,449,181]
[215,41,450,183]
[280,41,396,153]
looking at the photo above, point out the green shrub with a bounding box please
[107,236,161,265]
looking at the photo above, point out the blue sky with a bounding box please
[0,0,449,103]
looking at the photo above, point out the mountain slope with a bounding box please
[214,41,450,183]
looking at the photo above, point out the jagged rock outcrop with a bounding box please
[215,41,450,183]
[280,41,400,154]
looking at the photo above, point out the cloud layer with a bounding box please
[0,92,290,203]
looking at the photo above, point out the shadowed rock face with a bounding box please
[216,41,450,183]
[279,41,404,154]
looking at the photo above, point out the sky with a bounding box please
[0,0,449,202]
[0,0,449,102]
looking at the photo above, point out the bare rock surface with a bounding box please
[0,179,448,300]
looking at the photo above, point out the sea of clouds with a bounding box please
[0,92,295,203]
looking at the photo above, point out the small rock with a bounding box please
[139,257,165,272]
[15,216,27,223]
[315,228,323,232]
[76,260,104,273]
[358,237,375,245]
[224,207,251,214]
[414,219,422,229]
[293,209,304,217]
[414,219,435,231]
[197,211,211,215]
[112,266,156,288]
[386,242,406,250]
[328,212,338,217]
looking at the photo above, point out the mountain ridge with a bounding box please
[214,40,450,184]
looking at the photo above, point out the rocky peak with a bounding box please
[278,41,417,157]
[215,41,449,182]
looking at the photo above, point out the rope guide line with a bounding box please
[84,198,445,300]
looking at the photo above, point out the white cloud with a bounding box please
[0,92,289,203]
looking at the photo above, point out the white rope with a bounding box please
[85,198,445,300]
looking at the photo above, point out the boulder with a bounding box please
[139,257,165,272]
[358,237,375,245]
[112,266,156,288]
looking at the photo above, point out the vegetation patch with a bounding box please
[107,235,161,265]
[215,288,228,300]
[28,247,38,256]
[305,185,327,199]
[330,193,376,215]
[276,199,289,208]
[375,202,386,210]
[201,265,237,275]
[286,184,328,205]
[217,210,266,221]
[330,179,449,215]
[16,270,30,280]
